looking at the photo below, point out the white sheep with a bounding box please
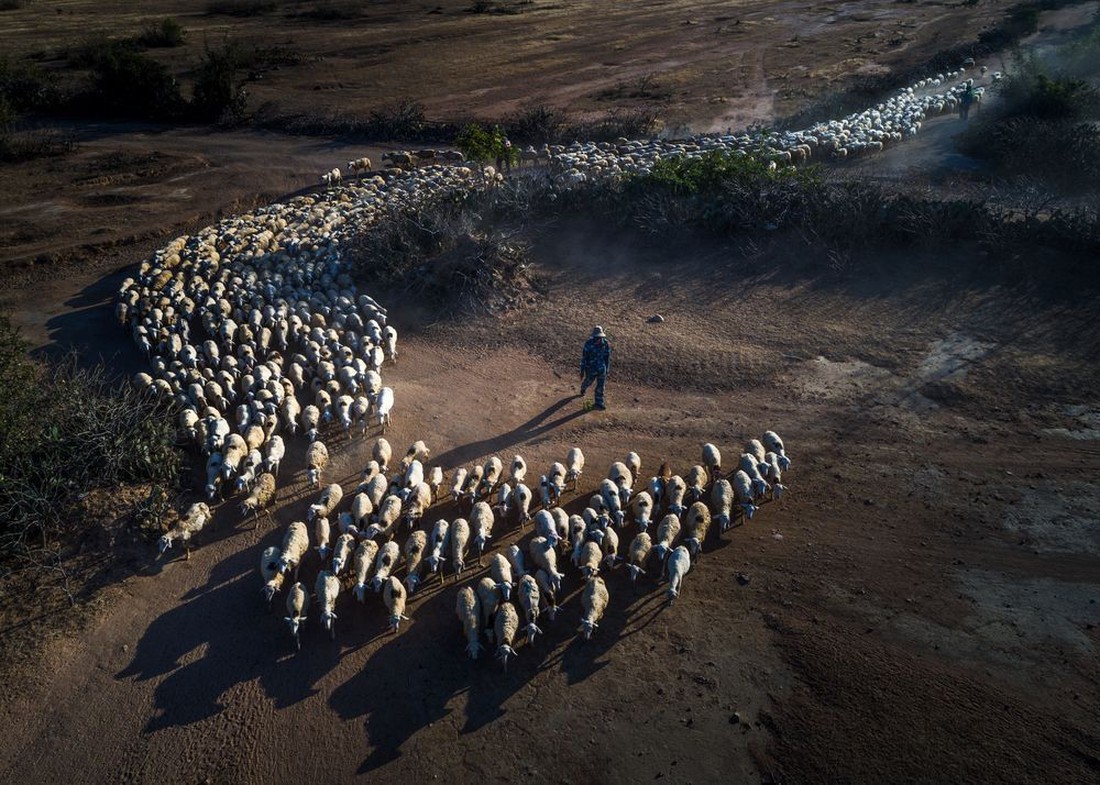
[314,515,332,561]
[505,543,526,579]
[762,430,791,470]
[347,156,372,176]
[476,576,500,640]
[702,442,722,482]
[511,482,533,528]
[711,478,734,531]
[204,452,225,502]
[480,456,504,497]
[158,502,212,560]
[470,501,494,562]
[401,439,430,469]
[365,495,402,541]
[535,568,559,621]
[601,525,620,568]
[732,470,760,520]
[510,454,527,484]
[352,539,379,602]
[450,467,469,503]
[373,437,393,471]
[331,532,356,577]
[382,325,398,364]
[579,540,602,580]
[653,513,681,561]
[315,570,340,639]
[630,490,654,532]
[404,529,428,593]
[302,405,321,443]
[528,536,563,594]
[371,540,401,591]
[547,462,567,504]
[533,509,560,548]
[264,435,285,477]
[346,492,373,535]
[739,453,770,498]
[455,585,483,660]
[608,461,634,507]
[666,545,691,604]
[239,472,276,523]
[233,447,264,493]
[402,481,433,530]
[682,501,711,557]
[450,517,470,577]
[496,483,513,524]
[565,448,584,490]
[490,552,514,601]
[305,440,329,487]
[278,521,310,575]
[321,167,342,187]
[427,518,450,574]
[221,433,248,479]
[685,465,709,503]
[665,475,687,516]
[625,451,642,479]
[260,545,284,604]
[579,576,609,640]
[284,582,309,651]
[517,574,542,644]
[308,482,344,522]
[427,466,444,502]
[764,452,787,500]
[374,387,394,431]
[383,576,409,633]
[745,438,767,466]
[626,531,652,587]
[495,601,521,671]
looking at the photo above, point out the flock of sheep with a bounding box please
[117,58,986,663]
[259,435,792,664]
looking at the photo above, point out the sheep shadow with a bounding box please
[430,395,587,470]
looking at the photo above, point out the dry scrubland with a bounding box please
[1,0,1099,783]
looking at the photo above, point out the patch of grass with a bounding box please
[206,0,277,16]
[292,0,361,20]
[191,41,249,124]
[0,125,76,162]
[0,56,61,114]
[0,0,29,10]
[135,17,186,48]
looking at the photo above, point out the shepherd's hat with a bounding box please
[591,325,605,338]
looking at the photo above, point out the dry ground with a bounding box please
[1,1,1099,783]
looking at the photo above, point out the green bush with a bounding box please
[0,56,60,114]
[191,41,248,124]
[137,17,186,48]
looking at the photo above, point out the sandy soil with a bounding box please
[1,2,1099,783]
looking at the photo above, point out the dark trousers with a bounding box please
[580,369,606,406]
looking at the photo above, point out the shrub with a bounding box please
[0,125,76,162]
[191,41,248,124]
[367,99,426,140]
[205,0,277,16]
[0,56,60,114]
[136,17,186,48]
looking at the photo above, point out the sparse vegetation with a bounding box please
[0,317,181,602]
[191,40,249,124]
[205,0,277,16]
[136,17,187,48]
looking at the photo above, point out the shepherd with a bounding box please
[579,325,611,411]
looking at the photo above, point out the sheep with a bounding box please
[371,540,401,591]
[404,529,428,593]
[365,495,403,540]
[765,452,787,500]
[239,471,277,523]
[221,433,248,479]
[711,478,735,531]
[401,439,430,470]
[455,586,483,660]
[427,466,444,502]
[352,539,379,602]
[517,574,542,644]
[260,545,284,604]
[534,568,559,621]
[374,387,394,431]
[158,502,212,560]
[462,464,484,505]
[314,515,332,561]
[305,440,329,487]
[731,470,760,521]
[533,509,561,548]
[302,405,321,443]
[505,543,526,579]
[653,513,681,561]
[597,479,624,527]
[382,325,398,364]
[495,601,521,671]
[579,541,602,580]
[608,461,634,507]
[315,570,340,640]
[762,430,791,470]
[745,438,767,467]
[450,517,470,577]
[403,481,433,530]
[264,435,285,477]
[547,462,567,504]
[626,531,652,588]
[601,525,620,568]
[528,536,563,594]
[321,167,342,188]
[480,456,504,497]
[702,442,722,482]
[382,576,410,633]
[204,452,225,502]
[450,467,469,503]
[685,465,709,503]
[666,545,691,605]
[308,482,344,522]
[347,156,372,176]
[682,501,712,557]
[565,448,584,490]
[345,492,373,535]
[373,437,393,471]
[470,501,494,562]
[284,582,309,651]
[500,482,530,530]
[625,450,642,479]
[630,490,655,532]
[490,552,514,601]
[662,474,686,516]
[739,453,770,498]
[331,532,356,577]
[579,576,609,640]
[476,576,500,640]
[510,454,527,484]
[362,474,389,512]
[278,521,310,575]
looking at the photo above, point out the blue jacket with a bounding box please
[581,336,611,375]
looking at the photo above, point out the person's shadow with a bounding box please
[431,395,586,469]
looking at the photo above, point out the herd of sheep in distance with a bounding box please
[118,59,986,663]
